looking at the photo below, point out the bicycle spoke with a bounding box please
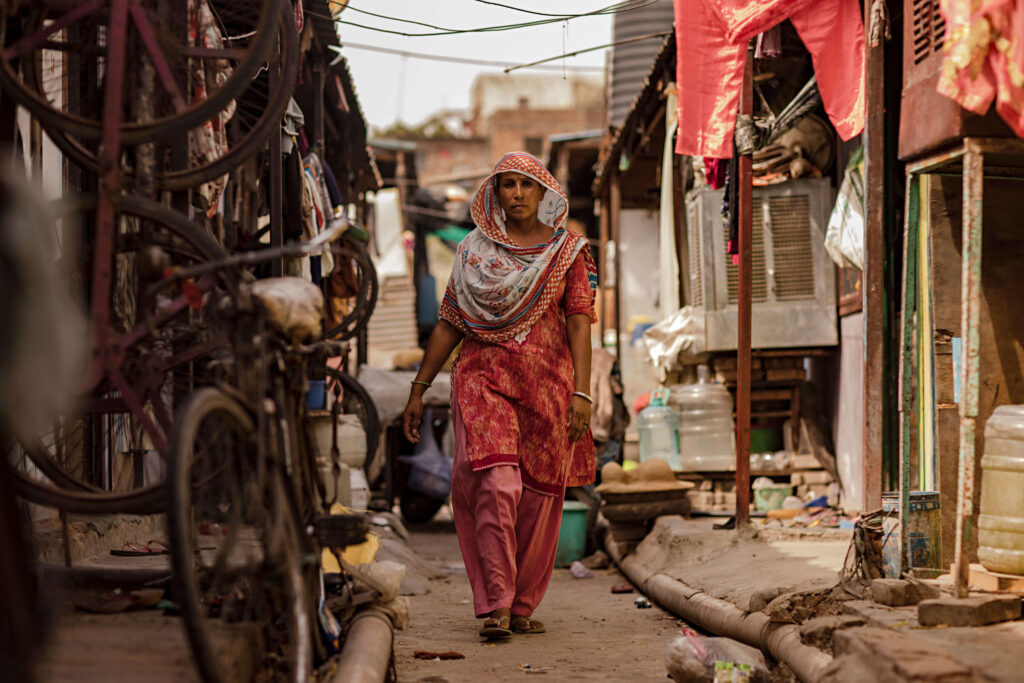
[127,2,186,113]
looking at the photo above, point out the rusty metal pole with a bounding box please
[735,49,753,526]
[954,141,983,597]
[268,29,283,277]
[862,0,886,513]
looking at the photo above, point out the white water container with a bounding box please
[670,365,736,471]
[638,389,682,470]
[980,405,1024,574]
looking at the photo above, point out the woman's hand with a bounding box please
[402,392,425,443]
[567,394,591,443]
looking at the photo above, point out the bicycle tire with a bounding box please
[11,194,237,512]
[323,240,379,341]
[35,0,299,191]
[167,388,312,683]
[0,0,280,145]
[324,367,380,483]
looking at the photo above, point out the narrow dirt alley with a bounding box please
[394,516,680,682]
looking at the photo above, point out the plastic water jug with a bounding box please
[669,365,736,471]
[638,388,682,470]
[979,405,1024,574]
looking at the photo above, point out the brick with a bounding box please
[917,595,1022,627]
[868,579,936,607]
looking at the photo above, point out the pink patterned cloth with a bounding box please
[439,152,597,344]
[674,0,865,158]
[938,0,1024,138]
[450,392,565,618]
[451,253,596,495]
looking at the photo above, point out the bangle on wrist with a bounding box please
[572,391,592,404]
[410,380,432,389]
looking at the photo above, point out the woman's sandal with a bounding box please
[510,616,546,634]
[479,614,512,639]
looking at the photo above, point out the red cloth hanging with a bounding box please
[674,0,866,158]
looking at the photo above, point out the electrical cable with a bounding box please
[503,31,669,73]
[330,41,603,72]
[338,0,653,37]
[472,0,656,18]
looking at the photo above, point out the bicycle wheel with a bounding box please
[7,194,237,512]
[324,367,381,483]
[0,0,279,145]
[34,0,299,192]
[167,388,312,683]
[323,240,378,341]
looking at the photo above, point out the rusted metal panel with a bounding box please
[953,143,983,597]
[898,173,920,575]
[736,51,753,526]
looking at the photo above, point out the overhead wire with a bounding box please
[338,0,655,37]
[472,0,656,18]
[503,31,669,73]
[330,41,603,72]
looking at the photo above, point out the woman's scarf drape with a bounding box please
[439,152,597,343]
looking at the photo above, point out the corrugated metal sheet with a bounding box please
[609,0,674,127]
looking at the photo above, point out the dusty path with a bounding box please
[394,519,680,682]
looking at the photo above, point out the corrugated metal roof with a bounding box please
[609,0,675,127]
[594,33,675,194]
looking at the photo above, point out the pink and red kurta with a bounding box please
[438,152,597,619]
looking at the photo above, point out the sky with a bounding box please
[337,1,614,131]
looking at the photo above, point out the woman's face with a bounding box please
[496,172,542,220]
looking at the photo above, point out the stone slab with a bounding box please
[869,578,940,606]
[827,626,974,682]
[918,596,1022,627]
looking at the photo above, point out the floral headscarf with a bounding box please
[439,152,596,343]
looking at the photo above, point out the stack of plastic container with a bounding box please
[669,365,736,471]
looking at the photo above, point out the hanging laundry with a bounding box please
[187,0,234,216]
[703,157,727,189]
[673,0,865,159]
[937,0,1024,138]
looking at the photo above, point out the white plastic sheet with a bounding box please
[641,306,708,373]
[824,147,865,270]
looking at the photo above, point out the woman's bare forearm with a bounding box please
[413,320,464,388]
[565,314,592,394]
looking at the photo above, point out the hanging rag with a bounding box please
[673,0,865,158]
[937,0,1024,138]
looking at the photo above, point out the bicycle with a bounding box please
[163,217,379,683]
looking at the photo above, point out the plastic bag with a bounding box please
[398,408,453,499]
[665,628,768,683]
[642,306,708,373]
[824,147,865,271]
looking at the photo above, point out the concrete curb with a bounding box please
[606,533,834,682]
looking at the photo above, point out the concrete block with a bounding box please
[798,615,866,650]
[868,578,936,606]
[918,595,1022,627]
[830,627,973,682]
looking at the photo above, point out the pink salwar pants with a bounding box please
[450,395,565,618]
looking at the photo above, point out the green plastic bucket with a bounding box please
[882,491,941,578]
[555,501,589,567]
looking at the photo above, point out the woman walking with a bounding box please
[402,151,597,639]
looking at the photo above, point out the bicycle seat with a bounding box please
[250,277,324,344]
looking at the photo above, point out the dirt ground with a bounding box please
[393,519,681,682]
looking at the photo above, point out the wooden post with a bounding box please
[954,142,983,597]
[862,0,886,512]
[736,49,753,526]
[598,192,610,340]
[610,171,623,362]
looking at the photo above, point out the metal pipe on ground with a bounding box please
[606,538,833,682]
[331,608,394,683]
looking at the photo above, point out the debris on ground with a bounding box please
[764,586,851,625]
[413,651,465,660]
[74,588,164,614]
[635,596,652,609]
[611,583,635,594]
[569,561,596,579]
[664,627,769,682]
[579,549,611,570]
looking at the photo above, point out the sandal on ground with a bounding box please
[510,616,546,634]
[479,614,512,639]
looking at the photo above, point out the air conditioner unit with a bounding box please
[684,177,838,351]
